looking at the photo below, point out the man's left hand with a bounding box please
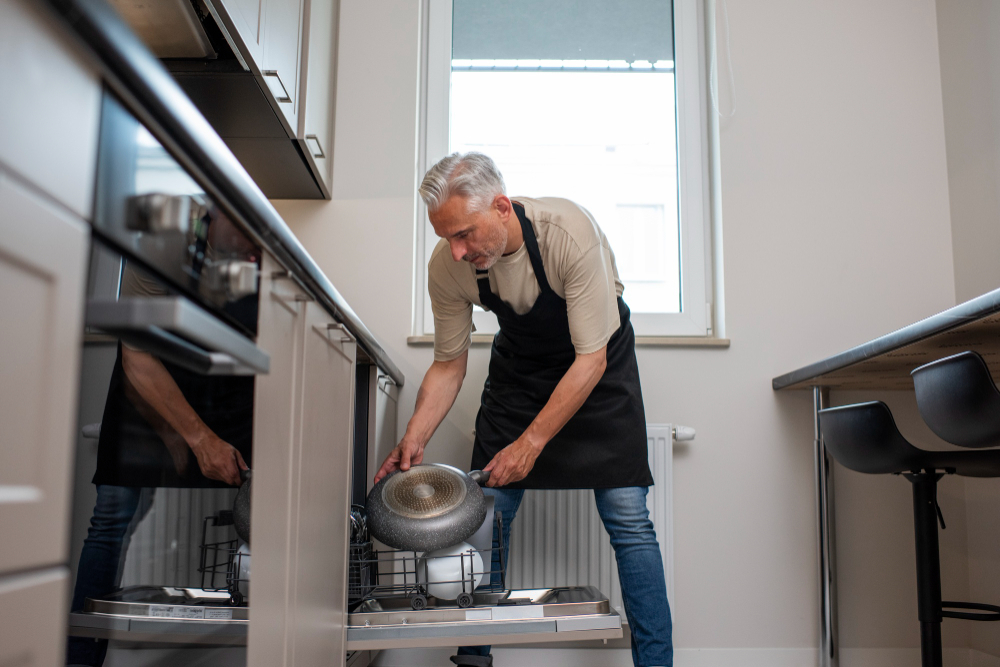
[483,437,543,487]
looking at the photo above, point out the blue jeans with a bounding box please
[457,486,673,667]
[67,485,153,667]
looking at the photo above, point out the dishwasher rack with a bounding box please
[349,512,506,610]
[198,510,249,606]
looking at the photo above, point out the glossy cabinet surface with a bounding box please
[0,172,89,576]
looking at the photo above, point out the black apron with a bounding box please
[471,204,652,489]
[92,294,256,489]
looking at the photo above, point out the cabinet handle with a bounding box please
[327,322,355,343]
[86,297,270,375]
[262,70,291,103]
[305,135,325,159]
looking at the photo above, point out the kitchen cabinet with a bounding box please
[194,0,334,196]
[250,253,356,667]
[248,253,307,667]
[206,0,265,71]
[0,171,89,577]
[290,301,356,665]
[0,0,100,219]
[298,0,338,193]
[0,568,70,667]
[262,0,306,133]
[368,371,398,497]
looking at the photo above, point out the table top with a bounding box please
[772,288,1000,391]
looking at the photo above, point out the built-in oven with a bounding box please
[66,87,267,666]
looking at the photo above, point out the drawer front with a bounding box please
[0,568,70,667]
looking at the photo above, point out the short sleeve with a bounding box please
[562,242,620,354]
[428,251,474,362]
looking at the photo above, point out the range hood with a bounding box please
[108,0,328,199]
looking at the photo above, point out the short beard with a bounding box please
[465,216,508,270]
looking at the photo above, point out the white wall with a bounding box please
[274,0,959,659]
[935,0,1000,658]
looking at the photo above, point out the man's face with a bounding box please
[429,195,508,270]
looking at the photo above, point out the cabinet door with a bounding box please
[367,373,398,497]
[248,253,306,667]
[0,172,89,576]
[298,0,337,195]
[289,303,355,667]
[263,0,305,133]
[208,0,266,69]
[0,0,101,219]
[0,568,69,667]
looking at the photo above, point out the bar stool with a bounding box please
[818,401,1000,667]
[912,350,1000,449]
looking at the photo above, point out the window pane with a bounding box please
[450,68,680,313]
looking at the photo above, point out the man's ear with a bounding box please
[493,194,513,219]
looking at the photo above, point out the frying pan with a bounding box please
[233,468,252,544]
[366,464,491,552]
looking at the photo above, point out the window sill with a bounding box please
[407,334,730,348]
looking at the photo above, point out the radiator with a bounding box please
[120,487,239,588]
[506,423,680,615]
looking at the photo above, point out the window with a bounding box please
[417,0,713,338]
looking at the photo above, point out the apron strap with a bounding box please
[475,269,511,315]
[474,203,552,316]
[513,203,552,295]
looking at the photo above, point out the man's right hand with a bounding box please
[374,437,425,484]
[190,433,247,486]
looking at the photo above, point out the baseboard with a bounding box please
[372,646,1000,667]
[839,648,1000,667]
[371,647,820,666]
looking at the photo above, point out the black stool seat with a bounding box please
[819,401,1000,477]
[818,400,1000,667]
[911,351,1000,449]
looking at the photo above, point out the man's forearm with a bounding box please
[521,347,607,452]
[121,346,213,447]
[402,353,468,447]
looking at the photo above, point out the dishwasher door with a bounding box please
[345,586,622,651]
[69,585,621,651]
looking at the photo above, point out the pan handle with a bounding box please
[468,469,491,485]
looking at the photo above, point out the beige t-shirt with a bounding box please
[429,197,624,361]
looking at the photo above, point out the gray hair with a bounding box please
[419,152,506,214]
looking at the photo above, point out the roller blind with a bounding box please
[452,0,674,63]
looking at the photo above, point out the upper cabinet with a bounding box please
[210,0,266,66]
[298,0,337,189]
[114,0,333,198]
[262,0,305,134]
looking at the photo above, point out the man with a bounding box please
[374,152,673,667]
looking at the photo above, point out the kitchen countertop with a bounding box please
[772,287,1000,391]
[45,0,404,387]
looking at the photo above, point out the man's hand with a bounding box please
[374,437,425,484]
[483,436,543,487]
[190,433,247,486]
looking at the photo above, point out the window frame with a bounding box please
[414,0,715,339]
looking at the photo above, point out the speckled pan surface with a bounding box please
[233,469,252,544]
[366,464,487,552]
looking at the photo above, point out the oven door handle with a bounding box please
[86,297,270,375]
